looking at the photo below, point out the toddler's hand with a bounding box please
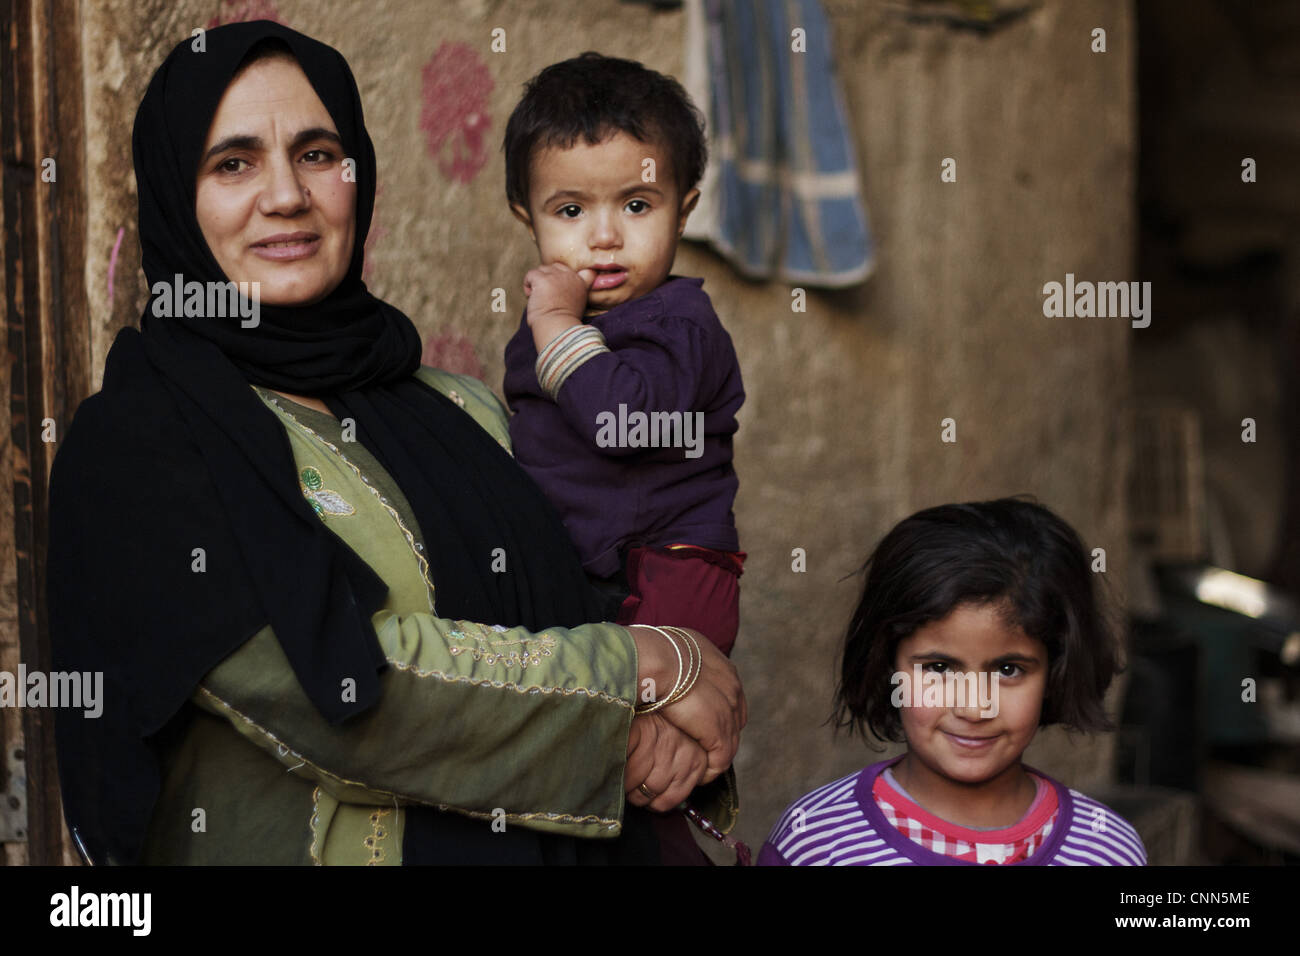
[523,263,595,351]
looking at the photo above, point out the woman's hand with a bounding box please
[624,713,709,812]
[629,625,746,784]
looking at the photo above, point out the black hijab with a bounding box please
[47,20,652,865]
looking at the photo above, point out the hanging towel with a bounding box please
[682,0,874,287]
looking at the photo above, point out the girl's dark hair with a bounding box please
[503,52,707,210]
[832,497,1121,743]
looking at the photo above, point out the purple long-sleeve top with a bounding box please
[503,276,744,577]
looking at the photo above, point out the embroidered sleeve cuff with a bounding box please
[534,325,610,401]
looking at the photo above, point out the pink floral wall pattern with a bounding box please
[422,331,484,380]
[420,42,494,184]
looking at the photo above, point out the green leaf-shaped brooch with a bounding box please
[300,465,356,517]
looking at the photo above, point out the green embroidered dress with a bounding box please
[139,368,640,864]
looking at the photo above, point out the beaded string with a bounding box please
[682,803,752,866]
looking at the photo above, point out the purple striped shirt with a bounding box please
[759,757,1147,866]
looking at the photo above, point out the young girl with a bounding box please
[759,498,1146,866]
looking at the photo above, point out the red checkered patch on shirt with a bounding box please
[873,773,1058,864]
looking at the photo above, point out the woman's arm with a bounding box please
[193,611,741,837]
[194,611,637,837]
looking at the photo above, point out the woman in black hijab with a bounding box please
[46,20,743,865]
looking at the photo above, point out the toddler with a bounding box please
[501,52,746,864]
[501,52,745,657]
[760,498,1147,866]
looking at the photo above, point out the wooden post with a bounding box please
[1,0,91,867]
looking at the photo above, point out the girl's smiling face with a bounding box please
[511,130,699,316]
[893,601,1047,803]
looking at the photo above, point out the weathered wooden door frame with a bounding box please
[2,0,90,866]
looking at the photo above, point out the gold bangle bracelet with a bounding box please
[633,625,684,714]
[664,627,703,702]
[651,626,699,709]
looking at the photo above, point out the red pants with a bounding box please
[615,545,744,655]
[615,544,744,864]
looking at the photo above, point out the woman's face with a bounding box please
[195,55,356,307]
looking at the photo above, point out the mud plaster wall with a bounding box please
[68,0,1134,853]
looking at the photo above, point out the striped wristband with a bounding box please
[535,324,610,400]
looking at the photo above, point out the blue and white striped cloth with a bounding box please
[683,0,874,287]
